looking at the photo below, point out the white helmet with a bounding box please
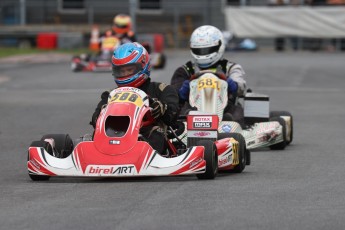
[190,25,226,68]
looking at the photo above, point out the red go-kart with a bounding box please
[71,42,164,72]
[27,87,222,181]
[71,51,113,72]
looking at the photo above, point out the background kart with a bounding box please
[179,72,293,151]
[27,87,218,181]
[142,42,166,69]
[71,51,113,72]
[71,42,165,72]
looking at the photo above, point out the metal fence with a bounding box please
[1,0,344,50]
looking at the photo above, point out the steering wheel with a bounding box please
[167,120,185,139]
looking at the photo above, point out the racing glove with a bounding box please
[151,99,167,120]
[178,80,190,102]
[227,78,238,95]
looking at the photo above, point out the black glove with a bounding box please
[89,91,110,128]
[151,99,167,120]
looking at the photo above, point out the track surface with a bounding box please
[1,50,345,230]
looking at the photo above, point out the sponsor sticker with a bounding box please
[193,131,211,137]
[219,155,232,167]
[221,124,232,133]
[86,165,137,176]
[193,116,212,128]
[30,159,41,169]
[190,157,203,169]
[187,130,218,138]
[247,140,255,146]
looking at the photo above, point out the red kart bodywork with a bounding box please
[185,112,241,171]
[28,87,207,178]
[71,54,112,72]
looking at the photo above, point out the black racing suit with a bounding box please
[115,31,137,44]
[90,78,179,154]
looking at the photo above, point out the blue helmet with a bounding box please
[111,42,151,87]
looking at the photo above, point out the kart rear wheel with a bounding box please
[196,140,218,180]
[269,117,287,150]
[270,111,293,145]
[71,62,83,72]
[156,53,166,69]
[41,134,74,158]
[220,133,247,173]
[28,141,51,181]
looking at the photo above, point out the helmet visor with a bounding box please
[112,63,142,78]
[114,23,129,29]
[191,42,221,56]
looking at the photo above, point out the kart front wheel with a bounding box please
[28,140,51,181]
[71,56,83,72]
[196,140,218,180]
[219,132,250,166]
[41,134,74,158]
[220,133,247,173]
[71,61,83,72]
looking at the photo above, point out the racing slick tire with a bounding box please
[40,134,74,158]
[28,140,51,181]
[270,111,293,145]
[151,53,166,69]
[196,140,218,180]
[156,53,166,69]
[219,133,247,173]
[268,117,287,150]
[71,56,84,72]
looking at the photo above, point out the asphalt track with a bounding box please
[1,50,345,230]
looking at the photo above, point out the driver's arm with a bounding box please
[170,66,191,93]
[157,84,179,126]
[90,90,110,128]
[227,63,247,97]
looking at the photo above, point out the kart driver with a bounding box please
[170,25,247,126]
[90,42,179,155]
[99,29,120,54]
[112,14,137,44]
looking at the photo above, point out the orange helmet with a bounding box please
[113,14,132,35]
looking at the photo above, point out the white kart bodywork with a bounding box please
[180,73,292,150]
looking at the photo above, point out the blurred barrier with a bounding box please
[58,32,83,49]
[225,6,345,38]
[153,34,164,53]
[137,33,164,53]
[36,33,57,49]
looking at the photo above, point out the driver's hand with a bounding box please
[178,80,190,102]
[151,99,167,120]
[227,78,238,95]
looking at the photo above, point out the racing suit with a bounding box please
[115,31,137,44]
[100,35,120,51]
[90,78,179,154]
[170,59,247,126]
